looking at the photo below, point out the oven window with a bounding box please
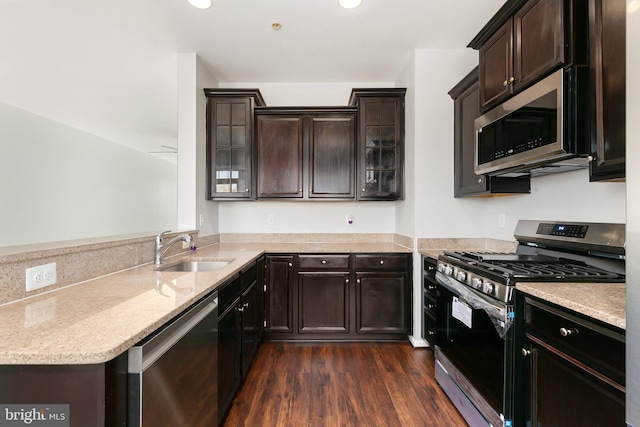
[437,285,506,415]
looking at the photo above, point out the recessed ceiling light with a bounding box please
[338,0,362,9]
[188,0,212,10]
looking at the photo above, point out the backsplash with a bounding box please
[0,231,211,305]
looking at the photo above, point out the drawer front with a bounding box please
[525,297,625,383]
[354,254,408,271]
[241,262,257,291]
[423,292,437,317]
[424,310,436,342]
[298,254,350,271]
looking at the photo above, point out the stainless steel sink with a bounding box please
[156,260,232,272]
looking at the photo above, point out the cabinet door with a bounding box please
[479,19,513,111]
[265,256,295,334]
[218,299,241,425]
[522,341,625,426]
[256,115,303,198]
[355,272,409,334]
[207,97,255,199]
[358,97,404,200]
[240,280,260,378]
[450,69,530,198]
[588,0,626,181]
[298,272,350,334]
[513,0,564,91]
[308,115,356,198]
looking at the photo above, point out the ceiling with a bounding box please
[0,0,505,159]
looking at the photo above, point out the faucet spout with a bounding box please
[155,231,194,266]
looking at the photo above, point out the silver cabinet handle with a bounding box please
[356,279,361,284]
[321,260,327,264]
[521,348,531,357]
[560,327,578,337]
[288,262,293,267]
[345,279,349,284]
[380,260,385,265]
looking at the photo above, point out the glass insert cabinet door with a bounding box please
[206,91,264,199]
[359,96,404,200]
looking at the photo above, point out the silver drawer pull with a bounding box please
[379,260,384,265]
[521,348,531,357]
[321,260,327,264]
[560,327,578,337]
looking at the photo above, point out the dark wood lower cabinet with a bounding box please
[265,253,411,341]
[355,272,409,334]
[0,355,127,427]
[516,294,625,426]
[265,255,295,335]
[217,295,241,426]
[298,272,350,334]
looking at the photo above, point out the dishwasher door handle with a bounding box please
[128,292,218,373]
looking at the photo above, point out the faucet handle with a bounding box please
[156,230,172,244]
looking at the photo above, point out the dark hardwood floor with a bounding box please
[223,342,467,426]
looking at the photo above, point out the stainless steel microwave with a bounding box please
[474,68,591,177]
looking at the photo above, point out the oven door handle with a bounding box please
[436,272,513,337]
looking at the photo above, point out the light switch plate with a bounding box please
[26,263,57,291]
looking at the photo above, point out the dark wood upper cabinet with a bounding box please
[472,0,582,112]
[308,115,356,198]
[349,89,406,201]
[449,67,530,198]
[204,89,265,200]
[255,107,357,200]
[256,114,304,198]
[588,0,626,182]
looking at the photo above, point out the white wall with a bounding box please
[177,54,220,236]
[413,49,487,238]
[411,49,626,241]
[0,101,176,247]
[217,81,400,234]
[394,53,416,238]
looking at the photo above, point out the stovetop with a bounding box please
[442,251,624,282]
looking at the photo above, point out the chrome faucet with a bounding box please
[155,231,195,266]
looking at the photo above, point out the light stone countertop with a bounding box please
[516,282,626,330]
[0,241,411,365]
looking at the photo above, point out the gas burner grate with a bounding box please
[485,261,622,280]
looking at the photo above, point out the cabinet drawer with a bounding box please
[424,310,436,342]
[423,293,437,316]
[218,275,241,313]
[298,254,350,271]
[524,297,625,383]
[354,254,408,271]
[241,262,257,291]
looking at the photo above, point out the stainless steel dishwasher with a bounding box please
[128,291,219,427]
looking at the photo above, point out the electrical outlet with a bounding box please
[199,213,205,227]
[267,214,275,225]
[498,213,506,229]
[26,263,57,292]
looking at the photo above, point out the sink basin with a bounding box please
[156,260,232,272]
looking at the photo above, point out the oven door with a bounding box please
[435,272,515,427]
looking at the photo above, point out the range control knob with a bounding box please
[456,271,467,282]
[444,265,454,276]
[471,278,483,289]
[437,263,446,273]
[483,282,495,295]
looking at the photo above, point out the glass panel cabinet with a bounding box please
[349,88,405,200]
[205,89,265,199]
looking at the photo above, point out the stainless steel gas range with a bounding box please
[433,220,625,427]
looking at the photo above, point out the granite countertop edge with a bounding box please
[0,241,412,365]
